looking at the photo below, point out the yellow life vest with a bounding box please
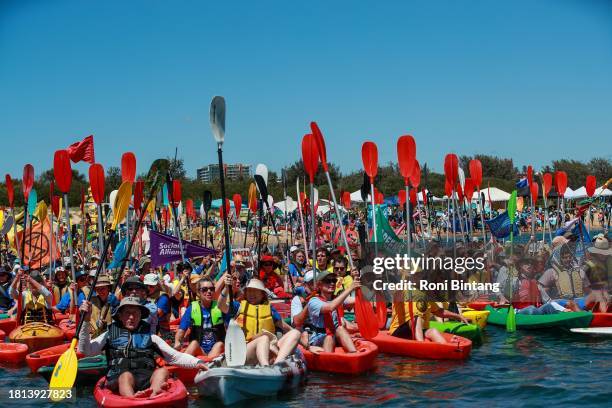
[52,284,70,305]
[23,290,52,324]
[554,265,583,298]
[235,300,275,341]
[89,295,113,338]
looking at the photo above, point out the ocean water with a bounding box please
[1,325,610,407]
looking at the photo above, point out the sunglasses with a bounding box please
[199,287,214,293]
[125,286,143,292]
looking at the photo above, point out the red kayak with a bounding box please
[370,331,472,360]
[26,343,84,373]
[0,318,17,334]
[0,343,29,364]
[590,313,612,328]
[467,301,496,311]
[94,377,188,408]
[53,313,69,324]
[0,329,5,341]
[299,339,378,374]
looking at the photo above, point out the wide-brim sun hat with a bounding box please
[113,296,150,321]
[587,237,611,256]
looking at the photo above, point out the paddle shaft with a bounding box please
[310,182,316,280]
[217,144,233,281]
[296,178,309,263]
[370,183,378,256]
[324,171,354,270]
[405,184,411,258]
[97,205,105,274]
[63,193,78,313]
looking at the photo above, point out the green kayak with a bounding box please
[485,305,593,329]
[38,355,107,385]
[429,321,482,343]
[0,313,8,320]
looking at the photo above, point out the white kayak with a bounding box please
[194,352,307,405]
[570,327,612,335]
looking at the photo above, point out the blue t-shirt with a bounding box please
[56,288,87,312]
[156,294,170,314]
[230,300,281,323]
[288,263,303,278]
[306,297,339,330]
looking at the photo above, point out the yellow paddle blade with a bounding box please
[111,181,133,230]
[49,338,78,398]
[146,197,156,217]
[34,200,48,223]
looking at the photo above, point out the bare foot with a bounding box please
[308,346,324,354]
[133,389,149,398]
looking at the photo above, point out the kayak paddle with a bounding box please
[354,288,378,339]
[361,141,379,254]
[49,180,132,399]
[397,135,416,258]
[211,96,246,367]
[301,134,319,279]
[506,189,517,333]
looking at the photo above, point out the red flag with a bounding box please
[67,135,95,164]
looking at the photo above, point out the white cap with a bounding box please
[290,245,299,253]
[89,269,97,277]
[143,273,160,286]
[12,265,20,273]
[304,270,314,283]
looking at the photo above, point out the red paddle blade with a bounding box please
[542,173,553,198]
[376,299,387,329]
[397,135,416,184]
[134,180,144,212]
[469,159,482,188]
[421,188,428,205]
[398,189,406,206]
[444,154,459,186]
[171,180,182,207]
[5,175,14,207]
[410,160,421,188]
[88,163,105,205]
[52,196,60,217]
[464,178,475,202]
[53,150,72,194]
[301,134,319,184]
[409,188,417,205]
[530,181,539,203]
[527,165,533,186]
[361,141,378,182]
[444,179,452,197]
[248,183,257,212]
[22,164,34,200]
[341,190,351,209]
[375,190,384,205]
[121,152,136,183]
[219,198,231,219]
[354,288,379,340]
[586,175,596,197]
[233,194,242,218]
[555,171,567,196]
[310,122,329,172]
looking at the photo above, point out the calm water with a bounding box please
[1,325,610,407]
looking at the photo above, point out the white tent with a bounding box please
[350,190,365,203]
[595,186,612,197]
[274,196,298,213]
[565,186,586,199]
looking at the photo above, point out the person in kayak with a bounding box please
[512,257,543,309]
[53,269,90,314]
[333,257,353,295]
[0,265,15,315]
[10,268,54,324]
[313,247,334,273]
[258,254,289,298]
[539,244,591,309]
[583,235,611,312]
[389,291,469,343]
[78,296,208,398]
[173,277,226,357]
[303,269,360,353]
[79,274,119,337]
[50,266,70,306]
[121,276,159,334]
[144,273,172,340]
[218,277,301,366]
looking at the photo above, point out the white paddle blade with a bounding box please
[109,189,118,213]
[255,163,268,186]
[458,167,466,190]
[225,319,247,367]
[210,96,226,144]
[313,188,319,205]
[267,195,274,210]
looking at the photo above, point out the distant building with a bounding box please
[196,163,252,183]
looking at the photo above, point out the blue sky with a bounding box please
[1,0,611,180]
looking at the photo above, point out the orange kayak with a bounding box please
[0,343,29,364]
[94,376,188,408]
[0,329,5,341]
[0,317,17,334]
[59,319,76,340]
[591,313,612,327]
[298,339,378,374]
[9,322,65,353]
[370,330,472,360]
[26,343,84,373]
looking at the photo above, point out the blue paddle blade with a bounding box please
[162,184,169,207]
[27,189,37,215]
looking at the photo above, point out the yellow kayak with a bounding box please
[460,308,490,329]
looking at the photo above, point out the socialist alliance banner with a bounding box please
[149,230,217,267]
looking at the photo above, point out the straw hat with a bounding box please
[588,236,611,256]
[94,275,112,288]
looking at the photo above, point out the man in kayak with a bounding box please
[50,266,70,306]
[304,269,360,353]
[218,277,301,366]
[173,277,226,357]
[78,296,208,397]
[583,235,610,312]
[0,265,15,315]
[121,276,159,334]
[53,269,90,315]
[79,274,119,337]
[539,244,591,309]
[144,273,172,339]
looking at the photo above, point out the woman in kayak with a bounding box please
[79,296,209,398]
[10,268,55,324]
[258,255,290,298]
[50,266,70,306]
[389,290,469,344]
[303,269,360,353]
[174,277,226,358]
[218,277,301,366]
